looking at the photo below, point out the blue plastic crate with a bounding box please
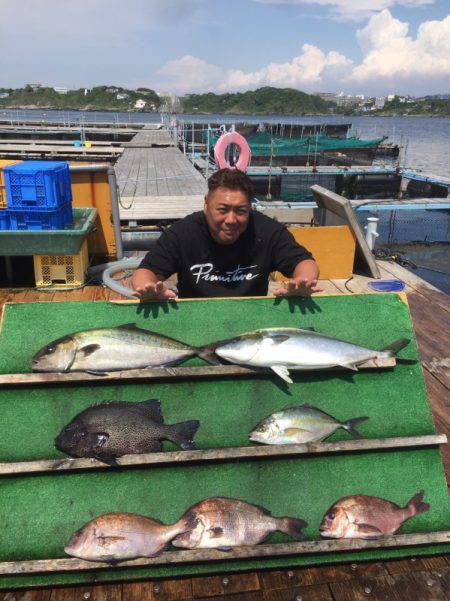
[8,203,73,231]
[0,210,10,230]
[3,161,72,210]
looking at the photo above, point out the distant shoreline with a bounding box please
[1,105,448,118]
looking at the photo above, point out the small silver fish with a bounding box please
[249,404,368,445]
[172,497,307,550]
[320,491,430,539]
[209,327,410,383]
[65,512,196,562]
[32,323,214,374]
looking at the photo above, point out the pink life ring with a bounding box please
[213,131,251,172]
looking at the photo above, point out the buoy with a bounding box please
[213,131,251,172]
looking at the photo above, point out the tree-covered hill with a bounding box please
[0,85,161,111]
[180,87,333,115]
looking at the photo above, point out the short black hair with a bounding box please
[207,168,253,201]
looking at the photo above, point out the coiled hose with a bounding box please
[101,258,142,299]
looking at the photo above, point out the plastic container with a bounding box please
[34,240,89,289]
[8,202,73,231]
[0,209,10,230]
[3,160,72,209]
[0,160,21,208]
[0,208,96,255]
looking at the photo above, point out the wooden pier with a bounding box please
[115,126,207,223]
[0,259,448,600]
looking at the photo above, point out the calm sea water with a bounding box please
[2,108,449,178]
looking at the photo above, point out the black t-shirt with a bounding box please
[139,211,313,298]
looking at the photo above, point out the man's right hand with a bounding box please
[131,268,177,300]
[132,280,177,300]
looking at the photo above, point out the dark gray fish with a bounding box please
[55,399,200,462]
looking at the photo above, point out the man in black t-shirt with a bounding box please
[131,168,321,299]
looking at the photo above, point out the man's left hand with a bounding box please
[273,278,323,297]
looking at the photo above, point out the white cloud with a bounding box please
[156,10,450,95]
[157,45,352,94]
[254,0,435,22]
[351,9,450,82]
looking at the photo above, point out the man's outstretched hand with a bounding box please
[273,277,323,297]
[131,268,177,300]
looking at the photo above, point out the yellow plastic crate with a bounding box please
[0,160,21,209]
[33,240,89,288]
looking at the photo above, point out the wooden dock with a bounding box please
[0,259,448,600]
[115,126,207,223]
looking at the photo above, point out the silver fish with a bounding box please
[65,512,195,562]
[210,327,410,383]
[32,323,213,373]
[249,404,368,445]
[320,491,430,539]
[172,497,307,550]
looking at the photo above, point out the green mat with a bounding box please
[0,294,448,589]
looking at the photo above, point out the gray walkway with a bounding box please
[115,126,207,221]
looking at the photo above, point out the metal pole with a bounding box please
[107,167,124,260]
[206,128,210,179]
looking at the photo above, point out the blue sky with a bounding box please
[0,0,449,96]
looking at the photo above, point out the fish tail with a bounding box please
[343,416,369,439]
[276,517,308,540]
[175,511,198,535]
[380,338,410,356]
[168,420,200,450]
[406,490,430,517]
[195,344,225,366]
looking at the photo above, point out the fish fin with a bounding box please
[271,365,293,384]
[337,363,359,372]
[143,440,163,453]
[167,420,200,450]
[300,327,316,332]
[344,417,369,439]
[136,399,164,423]
[208,527,224,537]
[277,517,308,540]
[284,428,313,436]
[268,334,290,344]
[355,524,383,538]
[97,535,126,544]
[406,490,430,516]
[79,344,101,357]
[217,547,232,552]
[196,346,225,365]
[118,322,139,330]
[94,455,118,467]
[380,338,410,356]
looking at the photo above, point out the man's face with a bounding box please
[204,186,250,245]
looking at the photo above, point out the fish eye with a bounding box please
[328,512,335,519]
[45,346,56,355]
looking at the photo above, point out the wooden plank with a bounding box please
[191,573,260,598]
[385,554,449,575]
[1,532,449,576]
[311,185,380,278]
[263,583,333,601]
[329,568,449,601]
[0,357,397,387]
[0,434,444,477]
[259,561,388,590]
[122,578,192,600]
